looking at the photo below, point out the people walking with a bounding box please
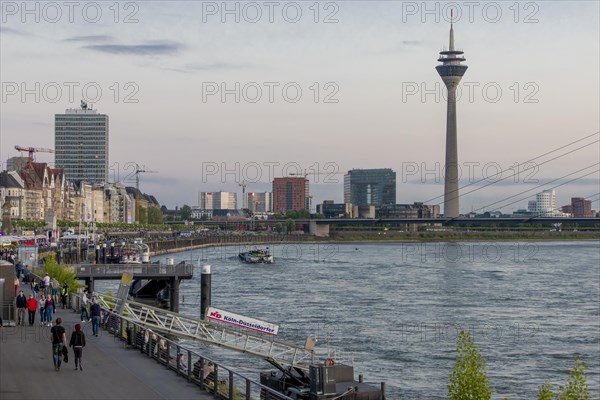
[39,294,46,326]
[90,299,101,336]
[69,323,86,370]
[80,290,90,322]
[14,276,19,297]
[45,295,55,327]
[50,317,67,371]
[15,290,27,326]
[60,283,68,309]
[26,294,37,326]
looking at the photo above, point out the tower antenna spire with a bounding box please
[449,9,455,51]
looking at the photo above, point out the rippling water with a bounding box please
[99,240,600,399]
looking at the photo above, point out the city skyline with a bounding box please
[1,1,598,211]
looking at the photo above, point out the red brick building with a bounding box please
[272,177,309,213]
[562,197,596,217]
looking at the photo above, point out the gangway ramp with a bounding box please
[95,293,316,373]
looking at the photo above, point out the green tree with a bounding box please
[448,330,493,400]
[538,383,555,400]
[275,222,283,233]
[286,219,295,234]
[180,204,192,220]
[147,207,164,224]
[558,359,590,400]
[37,254,82,292]
[138,207,148,224]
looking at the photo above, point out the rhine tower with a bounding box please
[436,11,467,218]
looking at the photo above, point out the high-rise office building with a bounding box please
[198,191,237,209]
[55,102,109,183]
[343,168,396,207]
[272,177,309,213]
[247,192,272,212]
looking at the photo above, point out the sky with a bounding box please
[1,1,599,212]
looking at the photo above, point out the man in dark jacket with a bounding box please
[15,290,27,326]
[90,300,101,337]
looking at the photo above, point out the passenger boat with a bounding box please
[238,247,274,264]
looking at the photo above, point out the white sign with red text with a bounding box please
[206,307,279,336]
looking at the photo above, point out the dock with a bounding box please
[72,261,193,312]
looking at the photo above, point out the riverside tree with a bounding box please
[537,358,590,400]
[448,330,493,400]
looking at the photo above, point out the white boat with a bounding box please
[238,247,274,264]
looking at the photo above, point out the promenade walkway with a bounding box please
[1,284,212,400]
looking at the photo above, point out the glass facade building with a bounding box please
[343,168,396,207]
[55,107,109,183]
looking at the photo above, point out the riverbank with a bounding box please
[148,230,600,257]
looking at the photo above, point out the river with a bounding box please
[99,240,600,399]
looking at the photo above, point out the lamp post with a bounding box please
[102,242,107,264]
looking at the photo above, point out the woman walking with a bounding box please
[45,295,55,327]
[39,294,46,326]
[69,323,86,370]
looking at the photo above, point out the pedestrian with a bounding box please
[61,283,68,309]
[26,294,37,326]
[15,290,27,326]
[80,290,90,322]
[23,264,30,283]
[16,260,23,278]
[39,294,46,326]
[90,299,101,337]
[50,277,59,303]
[69,323,86,371]
[13,276,19,297]
[50,317,67,371]
[45,295,55,327]
[43,273,50,295]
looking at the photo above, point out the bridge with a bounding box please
[73,262,193,312]
[304,217,600,236]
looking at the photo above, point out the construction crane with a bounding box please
[14,145,55,162]
[134,164,158,191]
[288,170,345,181]
[239,181,247,209]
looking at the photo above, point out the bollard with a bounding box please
[200,265,211,319]
[359,374,363,383]
[381,382,386,400]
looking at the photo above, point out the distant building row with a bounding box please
[0,160,159,227]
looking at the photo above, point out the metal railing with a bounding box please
[93,292,315,371]
[71,293,293,400]
[72,262,193,278]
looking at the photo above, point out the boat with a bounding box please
[238,247,274,264]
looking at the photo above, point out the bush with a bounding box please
[448,330,493,400]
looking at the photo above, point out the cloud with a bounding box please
[160,62,258,74]
[0,26,29,36]
[83,41,184,56]
[64,35,113,42]
[186,62,256,71]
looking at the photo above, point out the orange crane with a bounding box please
[134,164,158,191]
[14,145,55,162]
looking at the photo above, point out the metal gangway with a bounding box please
[94,293,316,373]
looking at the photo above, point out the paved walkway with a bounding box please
[1,284,212,400]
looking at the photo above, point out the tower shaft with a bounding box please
[443,81,460,218]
